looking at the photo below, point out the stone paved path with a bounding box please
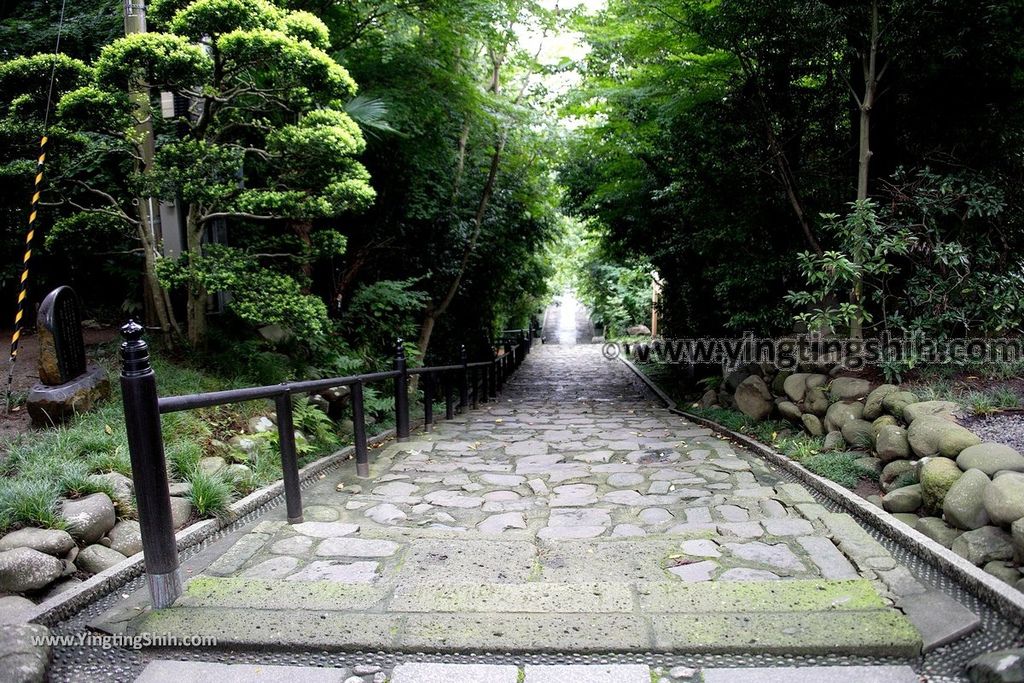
[121,342,930,660]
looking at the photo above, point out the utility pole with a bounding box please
[123,0,164,329]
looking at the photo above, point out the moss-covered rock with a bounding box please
[801,413,824,437]
[956,442,1024,476]
[829,377,872,402]
[919,457,962,514]
[777,400,803,422]
[882,484,923,513]
[943,468,991,530]
[983,472,1024,526]
[907,415,981,459]
[875,425,910,464]
[803,387,830,416]
[882,391,919,421]
[841,419,875,450]
[823,430,846,451]
[903,400,961,424]
[863,384,899,421]
[880,459,917,493]
[915,516,963,548]
[824,401,864,433]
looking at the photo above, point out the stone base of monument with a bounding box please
[26,364,111,427]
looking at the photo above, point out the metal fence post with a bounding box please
[459,344,469,411]
[273,392,303,524]
[444,372,455,419]
[423,372,434,432]
[352,380,369,477]
[394,338,410,441]
[119,321,182,609]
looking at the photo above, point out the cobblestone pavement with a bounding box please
[120,343,930,660]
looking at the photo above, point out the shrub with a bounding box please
[186,469,233,518]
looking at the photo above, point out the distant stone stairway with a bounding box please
[106,345,940,675]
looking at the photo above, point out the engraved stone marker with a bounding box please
[37,286,87,386]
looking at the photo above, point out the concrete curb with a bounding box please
[28,428,398,626]
[618,355,1024,627]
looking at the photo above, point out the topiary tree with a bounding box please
[45,0,374,345]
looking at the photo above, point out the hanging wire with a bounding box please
[3,0,70,413]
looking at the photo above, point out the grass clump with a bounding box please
[0,479,65,530]
[186,469,234,518]
[802,452,878,489]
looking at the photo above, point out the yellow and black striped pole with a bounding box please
[3,136,48,410]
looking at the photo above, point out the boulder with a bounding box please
[880,460,917,493]
[915,517,963,548]
[61,493,116,544]
[951,525,1015,566]
[854,456,882,476]
[944,469,992,530]
[228,435,260,456]
[734,375,773,421]
[967,648,1024,683]
[106,520,143,557]
[824,401,864,433]
[771,371,792,396]
[803,387,829,416]
[86,472,133,508]
[0,595,36,625]
[903,400,961,424]
[0,529,74,557]
[198,456,227,476]
[26,364,110,427]
[1014,518,1024,562]
[841,419,875,450]
[223,463,252,484]
[983,561,1022,587]
[875,425,910,463]
[872,415,898,435]
[907,415,981,459]
[919,457,963,514]
[957,443,1024,476]
[777,400,803,422]
[0,548,64,592]
[983,472,1024,526]
[247,416,275,434]
[881,391,919,420]
[863,384,899,421]
[697,389,718,410]
[76,545,126,574]
[882,484,923,513]
[829,377,871,402]
[627,324,652,336]
[168,496,193,529]
[0,622,51,683]
[801,414,824,437]
[783,373,811,402]
[724,368,751,393]
[823,430,846,451]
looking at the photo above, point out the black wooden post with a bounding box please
[489,352,497,399]
[119,321,182,609]
[394,338,410,441]
[273,393,303,524]
[423,372,434,432]
[444,372,455,419]
[459,344,469,411]
[352,380,369,477]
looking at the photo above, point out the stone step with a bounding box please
[125,577,922,657]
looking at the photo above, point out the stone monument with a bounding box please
[26,286,110,426]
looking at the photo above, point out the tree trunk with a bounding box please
[185,205,207,347]
[850,0,881,340]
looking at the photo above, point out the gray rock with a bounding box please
[983,561,1022,587]
[228,434,260,455]
[872,415,899,434]
[919,457,962,514]
[803,387,829,416]
[734,375,773,422]
[0,528,74,557]
[823,430,846,451]
[983,472,1024,525]
[876,425,910,463]
[903,400,961,424]
[908,416,981,459]
[60,493,115,544]
[801,413,824,437]
[944,469,992,530]
[967,648,1024,683]
[882,485,923,514]
[863,384,899,421]
[853,456,882,476]
[247,416,275,433]
[697,389,718,409]
[824,401,863,433]
[627,324,652,336]
[86,472,133,507]
[841,419,875,450]
[915,517,963,548]
[830,377,871,402]
[0,622,51,683]
[882,391,919,420]
[880,460,917,493]
[0,548,64,592]
[724,368,752,393]
[223,463,252,483]
[168,482,191,497]
[777,401,803,422]
[951,526,1015,565]
[198,456,227,476]
[0,596,35,625]
[168,496,193,529]
[106,520,143,556]
[783,373,811,402]
[365,503,407,524]
[957,442,1024,476]
[76,545,126,573]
